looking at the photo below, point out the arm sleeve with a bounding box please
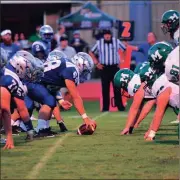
[117,39,126,51]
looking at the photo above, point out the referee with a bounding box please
[89,29,126,112]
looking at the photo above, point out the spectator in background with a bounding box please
[132,32,157,64]
[70,30,89,53]
[0,29,20,60]
[13,33,21,47]
[54,24,66,46]
[55,34,76,59]
[137,32,157,59]
[28,25,41,44]
[19,33,30,50]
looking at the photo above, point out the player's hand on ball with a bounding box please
[77,118,97,135]
[60,100,72,110]
[84,117,97,131]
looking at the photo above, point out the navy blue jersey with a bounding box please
[32,40,51,58]
[0,64,27,99]
[41,58,79,89]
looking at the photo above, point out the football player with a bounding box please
[22,50,71,137]
[34,51,96,136]
[149,41,179,124]
[144,42,179,140]
[161,10,179,46]
[32,25,54,58]
[161,10,179,83]
[114,66,156,135]
[0,47,8,144]
[0,50,44,149]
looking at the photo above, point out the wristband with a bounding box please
[81,113,88,119]
[59,99,64,105]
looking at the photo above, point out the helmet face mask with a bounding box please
[43,33,53,42]
[161,10,179,35]
[161,23,170,35]
[71,52,94,83]
[39,25,54,42]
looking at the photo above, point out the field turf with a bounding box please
[1,101,179,179]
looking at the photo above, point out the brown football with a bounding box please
[77,123,96,135]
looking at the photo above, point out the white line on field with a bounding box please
[26,112,109,179]
[69,113,154,118]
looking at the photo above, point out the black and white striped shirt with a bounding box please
[91,37,126,65]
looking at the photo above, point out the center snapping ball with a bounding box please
[77,123,97,135]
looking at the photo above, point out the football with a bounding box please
[77,123,97,135]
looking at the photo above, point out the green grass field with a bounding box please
[1,101,179,179]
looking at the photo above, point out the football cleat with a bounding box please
[12,126,21,136]
[34,128,57,138]
[58,122,68,132]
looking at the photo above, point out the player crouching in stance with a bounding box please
[0,50,44,149]
[0,47,8,144]
[113,67,156,135]
[34,51,96,137]
[144,42,179,140]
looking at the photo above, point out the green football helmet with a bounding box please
[161,10,179,35]
[148,41,173,70]
[114,68,135,91]
[138,63,157,87]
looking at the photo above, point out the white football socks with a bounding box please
[20,121,27,132]
[36,119,47,132]
[11,119,20,126]
[36,119,50,132]
[46,120,50,128]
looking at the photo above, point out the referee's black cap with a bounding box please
[103,29,112,35]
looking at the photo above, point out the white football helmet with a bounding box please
[10,50,44,81]
[71,52,94,83]
[39,25,54,42]
[31,58,44,82]
[0,47,8,68]
[47,49,67,61]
